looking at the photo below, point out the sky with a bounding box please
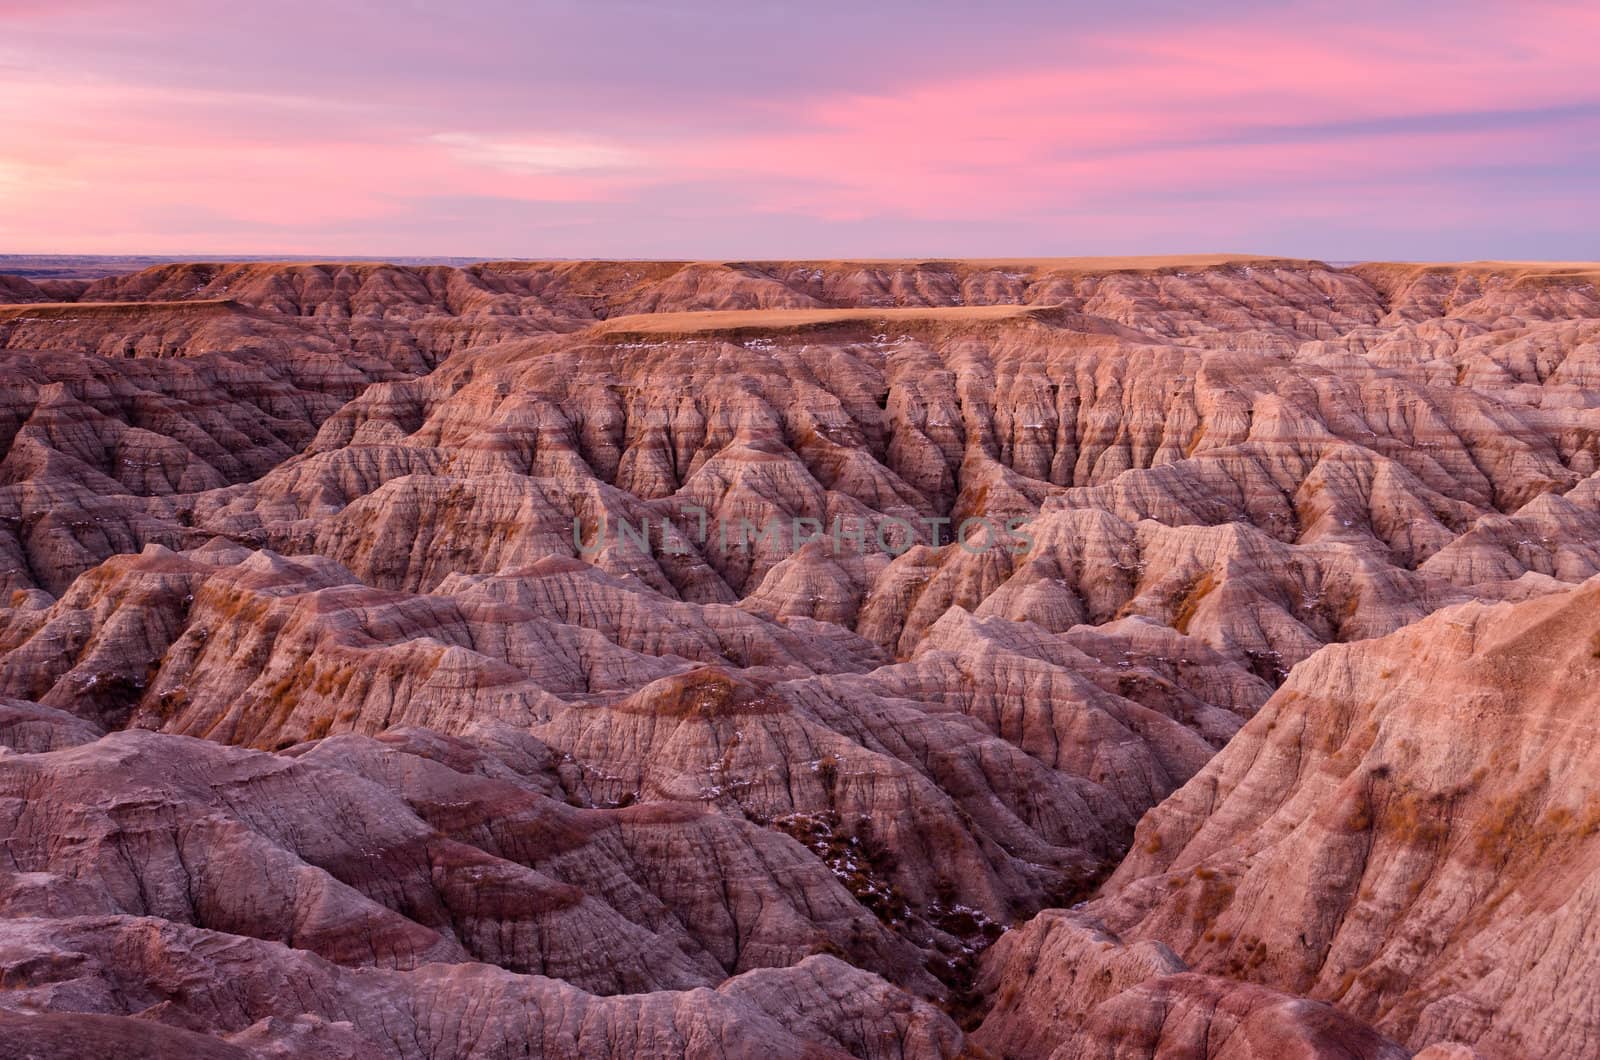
[1,0,1596,260]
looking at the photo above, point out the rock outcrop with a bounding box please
[974,910,1410,1060]
[1042,577,1600,1058]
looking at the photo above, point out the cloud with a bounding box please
[426,133,642,175]
[638,2,1600,227]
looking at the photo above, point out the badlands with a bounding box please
[0,255,1598,1058]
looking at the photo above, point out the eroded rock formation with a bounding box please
[1,256,1597,1057]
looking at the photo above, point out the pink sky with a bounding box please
[1,0,1596,259]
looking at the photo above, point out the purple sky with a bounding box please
[1,0,1596,259]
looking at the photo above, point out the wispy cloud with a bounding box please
[427,133,642,175]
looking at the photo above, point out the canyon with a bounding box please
[1,254,1598,1058]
